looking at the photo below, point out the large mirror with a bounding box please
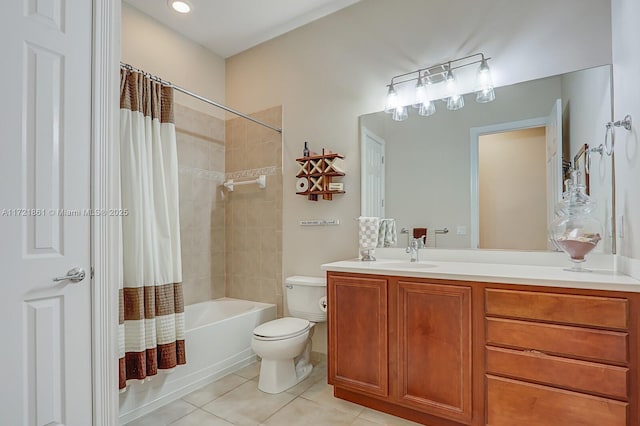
[361,65,614,252]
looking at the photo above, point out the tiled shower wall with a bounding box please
[225,106,284,316]
[175,103,226,305]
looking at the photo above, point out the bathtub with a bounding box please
[119,298,276,424]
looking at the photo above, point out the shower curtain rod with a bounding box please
[120,62,282,134]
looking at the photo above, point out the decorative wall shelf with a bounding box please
[296,149,345,201]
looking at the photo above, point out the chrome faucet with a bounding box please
[405,238,421,262]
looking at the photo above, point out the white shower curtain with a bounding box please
[118,69,185,389]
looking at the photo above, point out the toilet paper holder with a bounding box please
[319,296,327,312]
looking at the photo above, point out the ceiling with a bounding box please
[124,0,360,58]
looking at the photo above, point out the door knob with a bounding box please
[53,267,86,283]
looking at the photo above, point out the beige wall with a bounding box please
[479,128,547,250]
[612,0,640,262]
[175,104,226,305]
[225,107,284,316]
[226,0,611,353]
[121,3,226,119]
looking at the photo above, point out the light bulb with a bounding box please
[384,84,398,114]
[475,59,495,103]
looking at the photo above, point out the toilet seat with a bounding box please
[253,317,310,341]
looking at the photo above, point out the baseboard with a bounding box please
[311,351,327,364]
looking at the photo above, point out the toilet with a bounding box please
[251,275,327,394]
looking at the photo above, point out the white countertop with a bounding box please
[321,257,640,293]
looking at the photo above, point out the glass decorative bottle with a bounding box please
[549,169,602,271]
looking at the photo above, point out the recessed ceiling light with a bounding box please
[168,0,191,14]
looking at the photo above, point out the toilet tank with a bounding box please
[285,276,327,322]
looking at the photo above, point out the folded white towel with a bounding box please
[358,216,380,250]
[377,219,397,248]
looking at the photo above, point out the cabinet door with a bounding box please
[396,280,472,423]
[328,274,388,397]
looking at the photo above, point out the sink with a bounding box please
[377,262,436,269]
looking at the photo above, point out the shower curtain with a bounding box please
[118,69,185,389]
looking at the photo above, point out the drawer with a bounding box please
[486,346,629,400]
[485,289,628,329]
[486,375,628,426]
[486,318,628,364]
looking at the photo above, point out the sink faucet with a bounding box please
[406,238,421,262]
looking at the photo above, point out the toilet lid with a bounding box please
[253,317,310,340]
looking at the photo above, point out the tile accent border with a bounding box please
[226,166,280,180]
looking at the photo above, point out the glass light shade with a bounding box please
[392,106,408,121]
[445,70,464,110]
[475,59,496,103]
[413,77,426,109]
[417,100,436,116]
[384,84,398,114]
[476,87,496,103]
[447,94,465,110]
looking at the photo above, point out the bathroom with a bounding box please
[1,0,640,425]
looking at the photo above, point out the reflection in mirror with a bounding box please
[360,65,614,252]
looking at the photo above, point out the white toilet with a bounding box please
[251,275,327,394]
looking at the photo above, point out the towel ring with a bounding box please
[603,122,615,156]
[599,115,633,157]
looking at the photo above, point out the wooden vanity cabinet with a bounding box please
[327,271,640,426]
[328,272,474,425]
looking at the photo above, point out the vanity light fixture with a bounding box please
[384,53,495,121]
[168,0,192,14]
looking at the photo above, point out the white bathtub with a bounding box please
[119,298,276,424]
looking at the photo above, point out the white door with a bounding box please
[361,127,386,217]
[0,1,93,425]
[546,98,563,247]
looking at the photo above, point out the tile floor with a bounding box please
[126,360,420,426]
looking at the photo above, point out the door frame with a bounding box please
[91,1,121,424]
[360,125,386,217]
[469,117,548,249]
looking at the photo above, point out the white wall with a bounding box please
[612,0,640,261]
[226,0,611,353]
[121,3,226,119]
[561,66,613,253]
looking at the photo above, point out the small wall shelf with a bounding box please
[296,149,345,201]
